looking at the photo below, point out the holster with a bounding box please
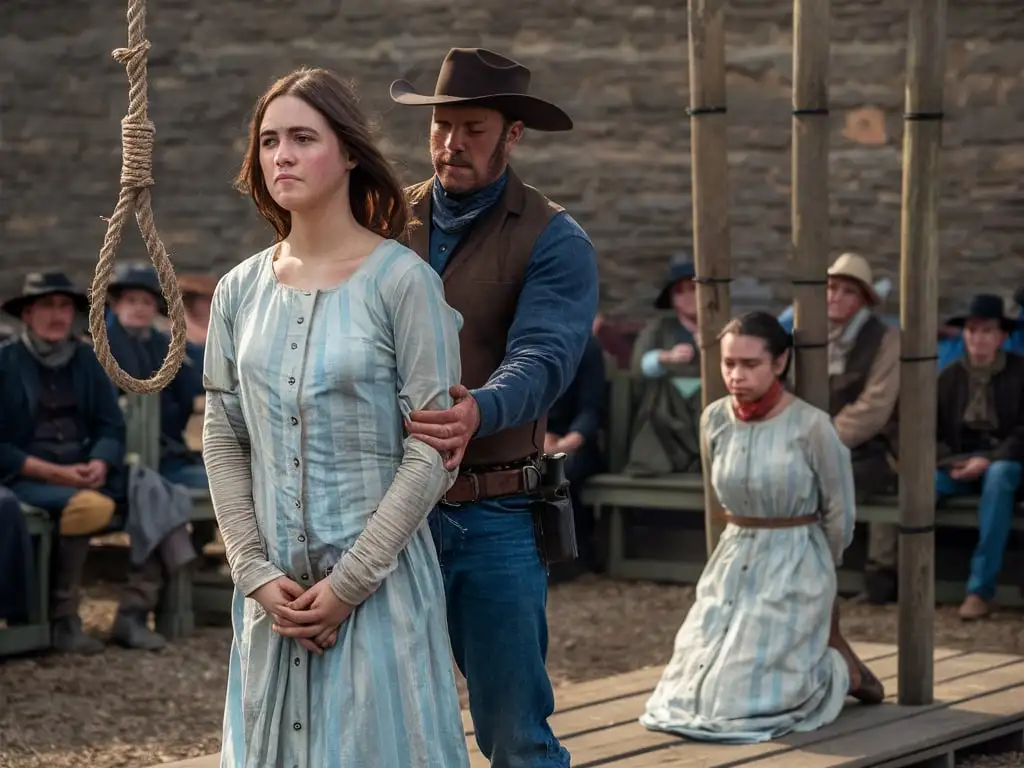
[529,453,578,566]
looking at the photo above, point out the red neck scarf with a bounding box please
[733,380,785,422]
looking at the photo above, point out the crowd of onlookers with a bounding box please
[0,265,216,653]
[1,253,1022,658]
[574,254,1024,619]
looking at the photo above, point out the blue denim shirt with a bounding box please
[428,172,600,511]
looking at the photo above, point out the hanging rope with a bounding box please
[88,0,186,394]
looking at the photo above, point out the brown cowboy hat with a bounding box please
[177,273,218,298]
[390,48,573,132]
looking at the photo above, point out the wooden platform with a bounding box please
[154,642,1024,768]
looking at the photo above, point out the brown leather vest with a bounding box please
[829,314,892,461]
[405,168,563,468]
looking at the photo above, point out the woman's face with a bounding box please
[258,95,354,214]
[720,332,786,402]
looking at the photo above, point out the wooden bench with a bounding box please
[581,372,1024,607]
[0,505,54,656]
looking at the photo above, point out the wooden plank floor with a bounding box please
[155,642,1024,768]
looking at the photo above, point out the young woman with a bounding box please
[202,68,470,767]
[640,311,883,744]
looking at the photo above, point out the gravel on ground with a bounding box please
[1,574,1023,768]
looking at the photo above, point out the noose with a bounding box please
[88,0,186,394]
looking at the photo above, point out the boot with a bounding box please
[51,615,105,655]
[830,603,885,704]
[111,609,167,651]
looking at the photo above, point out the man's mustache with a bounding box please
[440,154,471,168]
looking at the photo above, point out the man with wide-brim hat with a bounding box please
[823,252,902,604]
[176,272,219,348]
[104,263,207,494]
[0,270,171,653]
[935,294,1024,619]
[631,260,701,379]
[0,270,90,320]
[106,262,168,316]
[394,47,598,767]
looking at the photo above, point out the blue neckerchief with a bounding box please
[431,172,507,234]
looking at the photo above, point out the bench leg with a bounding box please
[608,506,625,578]
[156,564,195,640]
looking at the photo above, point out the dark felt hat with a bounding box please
[1,270,89,318]
[654,261,696,310]
[946,293,1022,333]
[107,263,167,314]
[390,48,573,132]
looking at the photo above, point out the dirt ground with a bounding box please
[1,576,1023,768]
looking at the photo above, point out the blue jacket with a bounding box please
[0,339,126,485]
[104,313,204,459]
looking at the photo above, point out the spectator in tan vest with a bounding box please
[824,253,901,604]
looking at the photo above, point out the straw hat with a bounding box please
[827,252,879,306]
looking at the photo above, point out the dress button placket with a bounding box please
[287,292,315,586]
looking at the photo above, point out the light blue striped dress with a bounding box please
[641,396,856,743]
[202,241,470,767]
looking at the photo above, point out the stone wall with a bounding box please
[3,0,1023,316]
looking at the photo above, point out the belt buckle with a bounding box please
[442,472,479,507]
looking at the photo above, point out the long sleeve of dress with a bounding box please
[202,280,285,598]
[806,410,857,565]
[329,258,462,606]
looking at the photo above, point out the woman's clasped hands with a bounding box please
[252,575,355,656]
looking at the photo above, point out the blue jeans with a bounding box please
[160,458,208,490]
[935,460,1022,599]
[429,498,569,768]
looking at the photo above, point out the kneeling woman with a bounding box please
[641,311,883,744]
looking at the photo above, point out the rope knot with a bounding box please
[120,117,155,188]
[112,39,151,68]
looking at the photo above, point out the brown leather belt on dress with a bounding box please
[442,463,543,505]
[718,512,820,528]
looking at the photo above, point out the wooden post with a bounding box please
[897,0,947,706]
[687,0,732,557]
[789,0,831,410]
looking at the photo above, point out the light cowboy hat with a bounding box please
[390,48,574,132]
[827,252,880,306]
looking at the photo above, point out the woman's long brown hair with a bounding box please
[235,68,409,241]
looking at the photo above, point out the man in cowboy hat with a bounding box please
[105,263,207,493]
[176,272,219,349]
[0,271,169,653]
[823,252,902,604]
[394,48,599,766]
[631,260,701,380]
[935,293,1024,620]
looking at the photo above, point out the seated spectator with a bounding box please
[624,261,703,475]
[631,260,701,383]
[935,294,1024,620]
[1,271,195,654]
[0,485,33,624]
[545,333,607,576]
[817,254,902,604]
[937,287,1024,370]
[105,264,207,491]
[177,272,218,361]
